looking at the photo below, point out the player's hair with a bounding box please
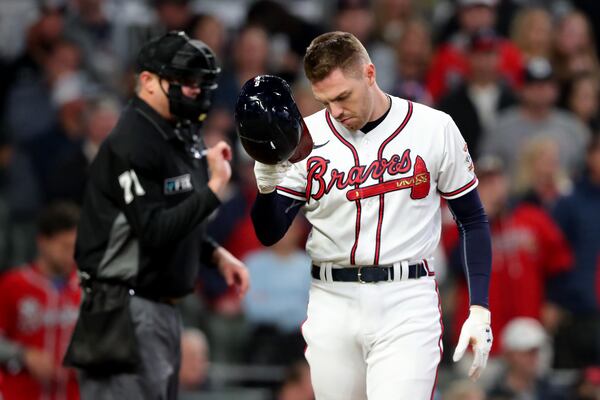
[303,31,371,83]
[37,202,80,237]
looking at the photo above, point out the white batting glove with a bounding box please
[453,305,493,381]
[254,161,292,194]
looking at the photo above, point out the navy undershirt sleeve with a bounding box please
[251,192,304,246]
[447,189,492,308]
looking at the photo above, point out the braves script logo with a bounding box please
[306,149,430,202]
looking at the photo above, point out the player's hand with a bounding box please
[452,305,493,381]
[254,161,292,194]
[207,141,232,199]
[214,247,250,298]
[23,348,56,383]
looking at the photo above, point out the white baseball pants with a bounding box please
[302,275,443,400]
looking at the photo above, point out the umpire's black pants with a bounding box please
[79,296,182,400]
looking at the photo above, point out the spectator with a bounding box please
[487,318,565,400]
[245,0,324,82]
[154,0,193,32]
[3,6,67,144]
[514,136,572,209]
[278,360,314,400]
[444,380,486,400]
[553,11,600,84]
[572,366,600,400]
[333,0,397,92]
[186,14,227,62]
[63,0,121,92]
[374,0,417,44]
[550,136,600,368]
[25,72,90,200]
[482,57,590,179]
[426,0,523,102]
[445,157,572,356]
[0,202,81,400]
[242,218,311,365]
[201,148,262,318]
[0,126,13,272]
[510,7,553,62]
[213,25,270,113]
[437,29,516,160]
[562,72,600,134]
[292,80,324,118]
[46,97,119,204]
[179,328,211,394]
[390,19,434,105]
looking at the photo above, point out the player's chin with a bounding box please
[341,117,360,130]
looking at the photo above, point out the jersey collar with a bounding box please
[132,96,176,141]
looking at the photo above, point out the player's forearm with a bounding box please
[251,192,302,246]
[447,189,492,308]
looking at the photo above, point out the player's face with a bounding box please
[311,66,375,131]
[37,229,77,277]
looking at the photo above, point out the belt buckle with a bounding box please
[357,266,367,284]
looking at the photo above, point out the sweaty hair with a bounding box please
[304,31,371,83]
[37,202,80,238]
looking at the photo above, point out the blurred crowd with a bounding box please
[0,0,599,399]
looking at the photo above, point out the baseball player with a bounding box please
[247,32,493,399]
[0,203,81,400]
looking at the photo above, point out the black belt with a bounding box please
[311,262,432,283]
[81,277,181,306]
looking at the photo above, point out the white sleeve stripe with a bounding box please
[276,186,306,201]
[439,177,478,199]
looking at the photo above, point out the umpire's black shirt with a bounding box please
[75,96,221,298]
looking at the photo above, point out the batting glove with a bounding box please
[254,161,292,194]
[453,305,493,381]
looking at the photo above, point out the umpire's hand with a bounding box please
[207,141,233,199]
[213,246,250,298]
[453,305,493,381]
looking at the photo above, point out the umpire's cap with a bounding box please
[235,75,313,165]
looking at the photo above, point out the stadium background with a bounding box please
[0,0,599,399]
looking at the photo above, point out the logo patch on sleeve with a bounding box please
[164,174,193,195]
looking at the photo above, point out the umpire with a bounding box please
[64,31,249,399]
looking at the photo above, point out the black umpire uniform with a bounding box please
[64,32,223,399]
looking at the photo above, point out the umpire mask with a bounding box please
[137,31,221,123]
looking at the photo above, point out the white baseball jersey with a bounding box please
[276,96,477,266]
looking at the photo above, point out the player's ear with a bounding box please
[365,63,376,86]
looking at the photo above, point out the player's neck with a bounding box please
[36,257,56,279]
[367,88,391,123]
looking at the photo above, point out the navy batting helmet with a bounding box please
[235,75,313,165]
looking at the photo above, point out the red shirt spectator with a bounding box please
[427,38,523,103]
[0,202,81,400]
[427,0,523,102]
[0,264,81,400]
[445,203,572,355]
